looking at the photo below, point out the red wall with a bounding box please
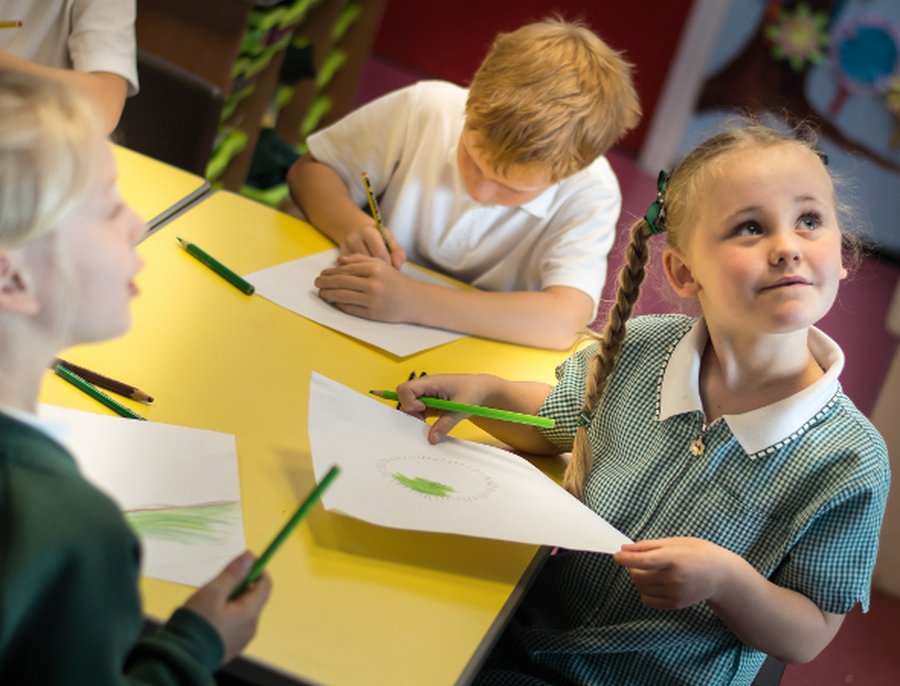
[371,1,696,155]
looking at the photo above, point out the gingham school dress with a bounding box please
[476,314,890,686]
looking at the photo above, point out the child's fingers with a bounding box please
[335,253,376,268]
[613,547,670,570]
[619,539,667,552]
[218,552,255,590]
[388,239,407,269]
[233,571,272,612]
[428,413,468,444]
[196,552,259,601]
[363,233,392,264]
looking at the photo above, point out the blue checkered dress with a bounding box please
[476,315,890,686]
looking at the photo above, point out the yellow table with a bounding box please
[39,191,572,685]
[113,144,210,229]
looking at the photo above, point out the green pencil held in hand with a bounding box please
[230,465,341,600]
[370,390,555,428]
[54,365,147,421]
[177,237,255,295]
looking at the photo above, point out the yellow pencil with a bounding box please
[361,171,391,255]
[0,20,23,28]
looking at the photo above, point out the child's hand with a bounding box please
[340,224,406,269]
[182,552,272,664]
[396,373,490,443]
[315,254,417,322]
[613,537,736,610]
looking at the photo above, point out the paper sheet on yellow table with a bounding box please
[38,404,246,587]
[244,248,465,357]
[308,372,632,553]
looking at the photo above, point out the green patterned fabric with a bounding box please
[477,314,890,686]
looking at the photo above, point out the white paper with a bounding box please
[307,373,631,553]
[244,248,466,357]
[38,404,246,587]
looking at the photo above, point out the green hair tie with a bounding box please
[644,170,669,235]
[576,409,592,428]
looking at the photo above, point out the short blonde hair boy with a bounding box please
[0,72,101,246]
[465,17,641,182]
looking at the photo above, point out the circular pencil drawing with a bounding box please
[375,455,497,502]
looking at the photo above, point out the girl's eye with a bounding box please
[734,221,762,237]
[798,213,821,231]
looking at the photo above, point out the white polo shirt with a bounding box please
[660,317,845,456]
[307,80,621,310]
[0,0,138,95]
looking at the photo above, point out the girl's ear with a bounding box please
[663,247,701,298]
[0,248,41,315]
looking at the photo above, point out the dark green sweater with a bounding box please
[0,412,224,685]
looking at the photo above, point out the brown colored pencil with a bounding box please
[53,358,154,403]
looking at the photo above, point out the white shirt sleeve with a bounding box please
[307,84,418,208]
[69,0,138,95]
[533,159,621,309]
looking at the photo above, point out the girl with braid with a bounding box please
[395,124,890,685]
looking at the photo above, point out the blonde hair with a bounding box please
[563,122,849,499]
[0,71,102,248]
[465,17,641,182]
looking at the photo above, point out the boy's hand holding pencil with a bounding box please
[338,223,406,270]
[337,171,406,269]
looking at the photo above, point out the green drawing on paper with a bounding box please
[125,501,241,545]
[391,472,455,497]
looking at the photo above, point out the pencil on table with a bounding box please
[0,21,23,29]
[53,358,153,403]
[54,365,147,421]
[176,237,255,295]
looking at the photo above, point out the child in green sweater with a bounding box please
[0,71,271,684]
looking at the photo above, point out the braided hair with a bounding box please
[562,122,843,499]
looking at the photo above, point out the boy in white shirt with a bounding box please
[288,18,640,350]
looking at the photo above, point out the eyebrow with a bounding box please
[726,195,827,220]
[462,135,544,194]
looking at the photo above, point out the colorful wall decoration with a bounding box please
[679,0,900,260]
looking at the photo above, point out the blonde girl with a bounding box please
[0,72,270,684]
[396,123,890,685]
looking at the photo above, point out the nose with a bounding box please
[126,205,147,245]
[467,178,498,204]
[769,228,801,266]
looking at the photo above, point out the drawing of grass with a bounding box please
[125,501,241,545]
[391,472,455,497]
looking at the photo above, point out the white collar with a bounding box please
[659,318,844,455]
[1,403,70,446]
[446,141,559,219]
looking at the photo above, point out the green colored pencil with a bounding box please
[176,237,255,295]
[370,390,554,428]
[230,465,341,600]
[54,365,146,420]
